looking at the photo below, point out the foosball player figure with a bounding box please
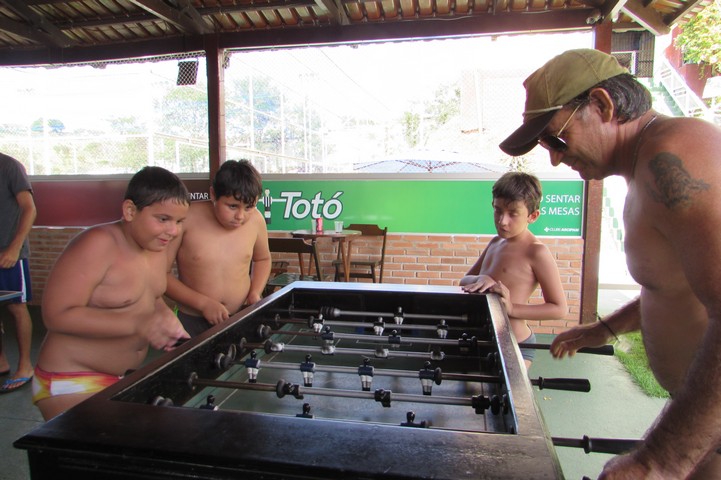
[400,411,430,428]
[244,351,261,383]
[436,319,448,339]
[321,326,335,355]
[388,330,401,349]
[296,403,313,419]
[300,354,316,387]
[373,317,385,336]
[418,362,437,395]
[358,358,375,391]
[199,395,219,410]
[458,333,477,355]
[310,314,324,334]
[393,307,404,325]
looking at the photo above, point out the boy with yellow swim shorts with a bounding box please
[33,166,190,420]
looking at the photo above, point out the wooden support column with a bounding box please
[578,23,614,324]
[205,35,226,180]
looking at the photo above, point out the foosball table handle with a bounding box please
[553,435,639,454]
[533,377,591,392]
[577,344,615,356]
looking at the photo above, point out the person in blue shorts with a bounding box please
[0,153,37,393]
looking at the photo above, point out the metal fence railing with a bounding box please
[656,57,717,123]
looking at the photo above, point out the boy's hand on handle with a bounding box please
[550,321,614,359]
[461,275,497,294]
[147,307,190,351]
[487,281,512,316]
[201,299,230,325]
[245,291,262,306]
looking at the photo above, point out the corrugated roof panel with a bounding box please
[259,9,284,27]
[399,0,418,18]
[276,9,303,25]
[379,0,401,19]
[0,0,706,66]
[244,11,271,28]
[293,6,318,25]
[344,2,367,21]
[418,0,433,15]
[364,2,383,20]
[436,0,452,15]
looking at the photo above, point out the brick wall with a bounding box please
[28,227,84,307]
[28,227,583,334]
[270,231,583,334]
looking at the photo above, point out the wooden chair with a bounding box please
[265,237,322,294]
[333,224,387,283]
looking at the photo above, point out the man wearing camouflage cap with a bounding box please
[501,48,721,479]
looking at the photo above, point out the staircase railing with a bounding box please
[656,57,715,122]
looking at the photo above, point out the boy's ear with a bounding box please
[122,199,137,221]
[528,210,541,223]
[210,187,216,203]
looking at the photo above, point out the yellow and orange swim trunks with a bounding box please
[32,366,122,404]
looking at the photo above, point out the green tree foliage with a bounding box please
[675,0,721,75]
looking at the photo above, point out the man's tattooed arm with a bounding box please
[647,153,710,209]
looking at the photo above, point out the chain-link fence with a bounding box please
[1,33,602,176]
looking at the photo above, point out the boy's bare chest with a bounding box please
[94,254,166,308]
[182,224,254,264]
[481,243,532,280]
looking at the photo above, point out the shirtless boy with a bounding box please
[460,172,567,368]
[166,159,271,337]
[33,166,190,420]
[500,48,721,478]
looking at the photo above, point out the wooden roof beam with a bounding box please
[664,0,705,26]
[621,0,670,35]
[128,0,212,35]
[599,0,628,23]
[0,0,77,47]
[317,0,351,25]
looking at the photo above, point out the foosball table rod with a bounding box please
[186,373,506,414]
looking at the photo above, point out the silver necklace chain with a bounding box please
[631,114,658,178]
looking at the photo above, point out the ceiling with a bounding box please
[0,0,711,67]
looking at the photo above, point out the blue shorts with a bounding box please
[520,331,537,362]
[0,258,32,304]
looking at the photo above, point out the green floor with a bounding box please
[1,290,666,480]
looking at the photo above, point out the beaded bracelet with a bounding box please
[598,317,619,341]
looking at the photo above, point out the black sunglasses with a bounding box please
[538,104,581,153]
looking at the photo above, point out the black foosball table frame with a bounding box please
[15,282,564,479]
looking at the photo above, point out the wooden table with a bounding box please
[291,229,361,282]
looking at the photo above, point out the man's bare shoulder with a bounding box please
[651,117,721,156]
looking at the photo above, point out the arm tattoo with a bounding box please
[647,153,709,209]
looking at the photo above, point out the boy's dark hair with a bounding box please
[124,166,189,210]
[492,172,543,213]
[213,159,263,206]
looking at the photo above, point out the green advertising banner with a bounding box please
[262,178,583,236]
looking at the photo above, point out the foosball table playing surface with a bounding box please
[16,282,571,479]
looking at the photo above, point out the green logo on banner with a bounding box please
[262,179,583,237]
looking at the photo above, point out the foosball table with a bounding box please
[16,282,610,479]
